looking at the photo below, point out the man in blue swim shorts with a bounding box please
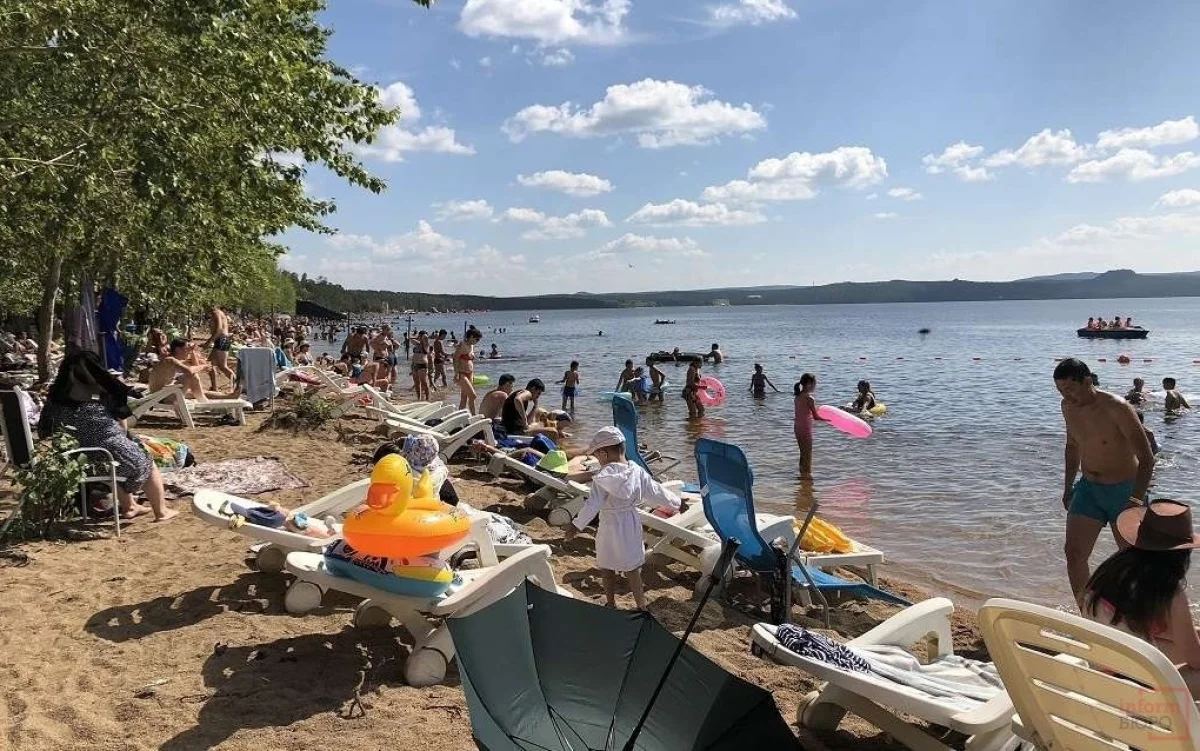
[1055,358,1155,605]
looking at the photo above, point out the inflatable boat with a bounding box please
[1077,327,1149,340]
[647,351,704,365]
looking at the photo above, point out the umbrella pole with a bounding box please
[620,539,740,751]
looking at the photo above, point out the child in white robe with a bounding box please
[564,426,681,609]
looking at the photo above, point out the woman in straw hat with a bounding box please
[1083,499,1200,694]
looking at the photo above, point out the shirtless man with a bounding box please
[204,306,234,390]
[615,359,636,392]
[1055,358,1155,604]
[149,340,240,402]
[645,358,666,403]
[480,374,516,421]
[370,325,396,364]
[1163,377,1191,413]
[342,326,369,359]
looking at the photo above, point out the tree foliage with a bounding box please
[0,0,418,375]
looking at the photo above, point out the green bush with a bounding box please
[2,430,90,543]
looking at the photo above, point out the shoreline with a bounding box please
[0,405,994,750]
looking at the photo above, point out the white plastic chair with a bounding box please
[980,597,1200,750]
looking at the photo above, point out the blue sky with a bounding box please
[281,0,1200,295]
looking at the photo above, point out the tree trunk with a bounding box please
[36,255,64,382]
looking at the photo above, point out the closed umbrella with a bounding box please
[447,542,798,750]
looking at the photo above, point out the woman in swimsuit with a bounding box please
[411,331,431,401]
[432,330,449,388]
[455,327,483,414]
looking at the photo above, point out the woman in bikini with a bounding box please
[454,327,483,414]
[411,331,431,401]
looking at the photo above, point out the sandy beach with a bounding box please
[1,402,989,751]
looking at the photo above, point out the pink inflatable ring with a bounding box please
[696,376,726,407]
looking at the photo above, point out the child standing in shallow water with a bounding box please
[794,373,825,480]
[564,427,680,609]
[557,361,580,411]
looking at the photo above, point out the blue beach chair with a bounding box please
[611,395,683,480]
[694,438,910,627]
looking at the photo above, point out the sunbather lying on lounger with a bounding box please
[471,440,597,483]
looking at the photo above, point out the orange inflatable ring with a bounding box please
[1117,354,1131,365]
[342,455,471,558]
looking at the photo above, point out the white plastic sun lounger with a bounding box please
[752,598,1022,751]
[284,536,568,687]
[980,597,1200,751]
[456,500,537,560]
[128,385,195,428]
[485,451,592,526]
[381,413,496,460]
[191,480,369,572]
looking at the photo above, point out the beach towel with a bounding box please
[137,435,193,470]
[163,456,308,498]
[237,347,276,405]
[484,513,532,546]
[776,624,870,672]
[852,644,1004,708]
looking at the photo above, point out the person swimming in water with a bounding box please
[848,380,877,413]
[706,343,724,364]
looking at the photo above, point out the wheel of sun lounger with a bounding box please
[284,580,323,614]
[256,545,286,573]
[546,507,573,527]
[796,689,844,731]
[404,646,449,687]
[523,491,549,511]
[353,601,392,629]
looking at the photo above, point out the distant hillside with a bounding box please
[290,269,1200,314]
[1018,272,1102,283]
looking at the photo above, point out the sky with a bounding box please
[280,0,1200,296]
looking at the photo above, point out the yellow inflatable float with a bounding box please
[342,454,471,559]
[796,516,854,554]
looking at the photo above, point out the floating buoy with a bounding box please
[896,357,904,360]
[1117,355,1131,365]
[934,357,943,360]
[1143,359,1153,363]
[1014,358,1022,361]
[1098,358,1107,363]
[972,357,982,361]
[918,328,931,335]
[859,357,868,361]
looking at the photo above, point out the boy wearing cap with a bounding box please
[564,427,681,609]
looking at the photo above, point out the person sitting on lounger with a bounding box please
[501,379,567,438]
[1083,499,1200,696]
[149,340,241,402]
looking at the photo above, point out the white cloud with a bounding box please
[702,146,887,203]
[538,48,575,66]
[479,56,493,68]
[873,212,898,220]
[359,82,474,162]
[433,199,495,221]
[502,78,767,148]
[516,170,614,196]
[887,187,922,201]
[626,199,766,226]
[586,233,708,259]
[982,128,1091,168]
[328,221,465,262]
[501,207,612,239]
[865,193,878,200]
[1066,149,1200,183]
[1156,189,1200,209]
[922,142,992,182]
[459,0,630,46]
[1096,116,1199,151]
[450,58,461,70]
[707,0,796,27]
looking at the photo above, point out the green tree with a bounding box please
[1,0,424,378]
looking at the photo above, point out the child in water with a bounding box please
[564,427,681,609]
[749,364,779,398]
[794,373,826,480]
[557,361,581,411]
[849,380,876,413]
[1163,377,1191,413]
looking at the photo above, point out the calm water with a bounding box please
[330,298,1200,608]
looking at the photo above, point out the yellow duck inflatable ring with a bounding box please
[342,454,471,558]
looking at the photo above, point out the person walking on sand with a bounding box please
[794,373,826,480]
[1055,358,1155,605]
[204,305,234,390]
[563,427,681,609]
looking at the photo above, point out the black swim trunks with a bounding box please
[214,335,232,352]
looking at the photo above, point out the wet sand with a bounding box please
[1,403,991,750]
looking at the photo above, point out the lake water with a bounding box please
[327,298,1200,609]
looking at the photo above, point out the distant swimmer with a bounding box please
[1055,358,1155,605]
[918,328,931,335]
[748,363,779,398]
[705,343,724,364]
